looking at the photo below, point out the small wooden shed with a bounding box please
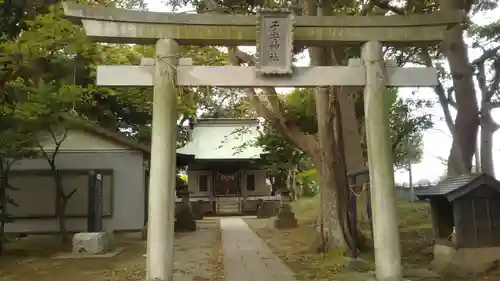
[415,173,500,249]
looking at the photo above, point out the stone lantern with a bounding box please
[274,187,297,229]
[174,185,196,232]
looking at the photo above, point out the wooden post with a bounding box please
[362,41,403,281]
[146,38,179,281]
[87,170,103,232]
[348,177,358,259]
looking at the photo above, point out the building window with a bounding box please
[199,175,208,192]
[246,174,255,191]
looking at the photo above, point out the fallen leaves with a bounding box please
[244,198,447,281]
[104,264,145,281]
[0,220,224,281]
[209,224,225,281]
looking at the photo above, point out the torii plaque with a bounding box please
[62,3,465,281]
[256,8,294,75]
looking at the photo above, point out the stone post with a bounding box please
[146,38,179,281]
[87,170,103,232]
[362,41,403,281]
[174,186,196,232]
[274,187,298,229]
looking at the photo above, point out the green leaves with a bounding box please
[470,20,500,43]
[257,87,433,174]
[4,6,92,58]
[388,97,433,168]
[0,4,89,163]
[282,88,317,134]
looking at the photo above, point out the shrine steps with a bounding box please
[217,197,241,215]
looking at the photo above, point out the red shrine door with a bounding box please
[214,171,240,196]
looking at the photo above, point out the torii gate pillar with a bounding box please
[146,38,179,281]
[363,41,402,281]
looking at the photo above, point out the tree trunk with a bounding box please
[314,155,349,249]
[291,169,300,200]
[287,167,301,201]
[311,83,353,252]
[439,0,479,176]
[338,91,371,231]
[313,85,348,250]
[286,167,295,200]
[54,168,70,244]
[0,160,7,255]
[306,0,354,252]
[58,199,69,243]
[480,109,497,176]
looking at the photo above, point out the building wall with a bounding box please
[187,169,269,197]
[6,151,145,233]
[187,170,214,198]
[240,170,269,197]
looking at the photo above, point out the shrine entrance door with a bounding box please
[214,170,240,196]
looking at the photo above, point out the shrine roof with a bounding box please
[177,118,264,160]
[415,173,500,201]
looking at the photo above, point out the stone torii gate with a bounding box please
[63,3,464,281]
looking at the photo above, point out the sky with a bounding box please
[144,0,500,184]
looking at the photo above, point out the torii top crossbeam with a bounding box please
[63,2,465,46]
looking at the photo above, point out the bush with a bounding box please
[297,169,319,197]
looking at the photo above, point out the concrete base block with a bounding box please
[175,204,197,232]
[432,244,500,275]
[72,232,111,255]
[257,201,277,218]
[191,201,204,220]
[53,247,124,259]
[274,203,298,229]
[274,217,298,229]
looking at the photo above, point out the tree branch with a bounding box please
[420,48,456,135]
[200,0,317,154]
[446,87,457,108]
[226,46,317,154]
[488,57,500,100]
[359,0,375,15]
[475,53,500,106]
[372,0,405,14]
[471,45,500,66]
[476,60,490,102]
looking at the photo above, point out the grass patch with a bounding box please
[247,197,375,280]
[246,217,350,280]
[246,196,437,280]
[248,197,500,281]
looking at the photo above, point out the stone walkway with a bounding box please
[220,218,298,281]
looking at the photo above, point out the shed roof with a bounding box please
[177,118,264,160]
[62,115,194,165]
[64,115,150,153]
[415,173,500,201]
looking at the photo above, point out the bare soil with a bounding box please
[0,218,223,281]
